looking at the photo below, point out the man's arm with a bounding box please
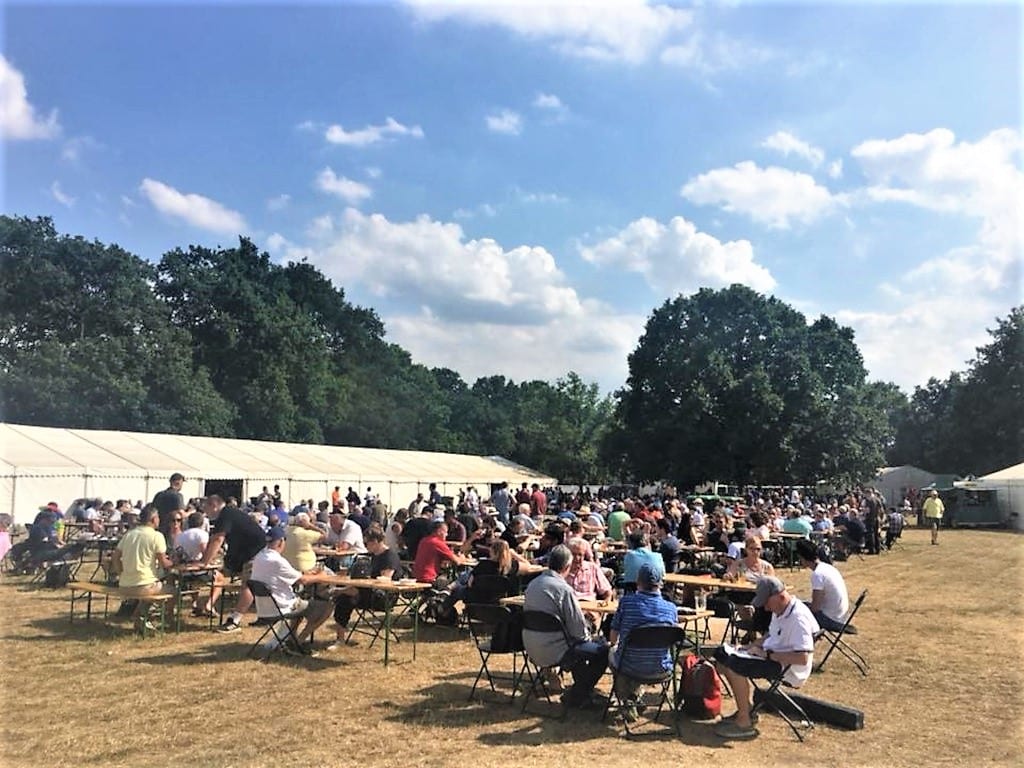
[199,532,225,567]
[809,587,825,614]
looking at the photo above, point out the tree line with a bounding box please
[1,216,1019,485]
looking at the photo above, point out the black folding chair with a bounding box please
[465,574,513,606]
[466,603,524,702]
[519,610,573,718]
[345,588,401,647]
[815,589,869,676]
[602,624,692,738]
[246,580,305,661]
[750,661,816,741]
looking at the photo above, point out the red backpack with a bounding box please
[678,654,723,719]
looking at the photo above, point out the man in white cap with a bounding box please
[713,575,819,739]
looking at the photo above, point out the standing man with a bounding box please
[491,481,513,525]
[152,473,186,543]
[522,544,609,709]
[922,490,945,545]
[530,484,548,518]
[197,494,267,633]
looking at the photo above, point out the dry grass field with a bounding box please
[2,527,1023,768]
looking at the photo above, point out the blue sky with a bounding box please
[3,1,1021,394]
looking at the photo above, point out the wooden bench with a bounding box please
[67,581,179,634]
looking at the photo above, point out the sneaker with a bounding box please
[217,618,241,633]
[136,618,157,634]
[715,720,759,740]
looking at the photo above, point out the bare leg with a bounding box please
[717,663,753,727]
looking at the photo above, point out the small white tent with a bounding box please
[873,466,937,508]
[954,461,1024,531]
[0,423,557,522]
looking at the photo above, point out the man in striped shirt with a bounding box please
[609,564,679,717]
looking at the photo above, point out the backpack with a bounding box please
[44,562,71,589]
[678,654,722,719]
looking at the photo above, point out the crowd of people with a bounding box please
[4,475,885,732]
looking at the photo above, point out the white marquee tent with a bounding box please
[0,422,557,522]
[954,461,1024,531]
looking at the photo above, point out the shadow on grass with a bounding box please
[125,640,348,670]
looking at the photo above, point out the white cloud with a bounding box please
[518,190,568,204]
[266,194,291,212]
[851,128,1022,273]
[306,208,584,324]
[50,181,75,208]
[485,109,522,136]
[138,178,247,234]
[660,31,775,74]
[0,54,60,140]
[61,135,102,163]
[324,116,424,147]
[580,215,776,295]
[533,92,564,110]
[761,131,825,168]
[453,203,498,219]
[315,168,372,204]
[365,166,382,179]
[827,159,843,179]
[681,161,838,229]
[405,0,693,64]
[120,194,137,208]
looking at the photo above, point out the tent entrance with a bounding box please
[204,479,243,504]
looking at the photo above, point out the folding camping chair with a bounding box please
[466,603,524,702]
[815,589,869,676]
[247,580,306,661]
[519,610,573,718]
[750,662,816,741]
[602,624,692,738]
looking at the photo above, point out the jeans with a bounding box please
[560,639,610,704]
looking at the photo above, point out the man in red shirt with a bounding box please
[530,484,548,517]
[412,521,473,584]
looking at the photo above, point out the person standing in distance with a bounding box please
[922,490,945,545]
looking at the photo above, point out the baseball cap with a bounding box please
[751,575,785,608]
[266,525,287,543]
[637,563,663,587]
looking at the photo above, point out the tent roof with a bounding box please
[979,462,1024,482]
[0,422,557,485]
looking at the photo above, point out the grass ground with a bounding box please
[1,527,1022,768]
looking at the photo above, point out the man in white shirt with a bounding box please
[795,539,850,631]
[324,510,366,553]
[714,576,819,739]
[250,527,332,655]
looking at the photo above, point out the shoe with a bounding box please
[721,710,759,725]
[136,618,157,634]
[715,721,758,739]
[217,618,241,633]
[284,638,313,656]
[620,705,640,723]
[192,607,216,618]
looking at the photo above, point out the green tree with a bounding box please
[0,216,234,434]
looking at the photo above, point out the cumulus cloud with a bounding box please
[533,92,564,110]
[486,109,523,135]
[315,167,372,204]
[827,159,843,179]
[266,194,290,212]
[50,181,75,208]
[0,54,60,140]
[305,208,586,324]
[405,0,693,64]
[681,161,838,229]
[324,116,424,147]
[138,178,246,234]
[61,135,102,163]
[580,215,776,296]
[761,131,825,167]
[660,31,775,74]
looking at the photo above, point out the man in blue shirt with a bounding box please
[622,531,665,585]
[609,564,679,720]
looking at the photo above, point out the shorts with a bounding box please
[927,517,941,529]
[222,559,254,584]
[714,645,782,680]
[119,581,172,597]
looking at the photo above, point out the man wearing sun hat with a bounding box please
[713,575,819,740]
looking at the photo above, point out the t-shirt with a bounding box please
[250,547,302,617]
[622,548,665,584]
[658,535,680,572]
[607,510,630,541]
[810,561,849,622]
[782,517,813,537]
[922,497,945,519]
[152,488,185,529]
[211,505,266,572]
[284,525,323,572]
[763,598,820,686]
[611,590,679,676]
[370,548,403,579]
[176,528,209,562]
[412,535,458,583]
[116,525,167,588]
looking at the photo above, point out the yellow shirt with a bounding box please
[116,525,166,588]
[922,497,945,519]
[283,525,322,572]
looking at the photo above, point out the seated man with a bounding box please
[609,564,679,721]
[564,538,613,601]
[412,520,473,586]
[110,504,175,631]
[885,507,905,550]
[327,529,403,651]
[522,544,610,709]
[250,526,333,655]
[794,539,850,632]
[621,531,665,586]
[714,576,820,740]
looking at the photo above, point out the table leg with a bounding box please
[412,593,419,661]
[383,598,392,666]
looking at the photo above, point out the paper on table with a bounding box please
[721,643,763,660]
